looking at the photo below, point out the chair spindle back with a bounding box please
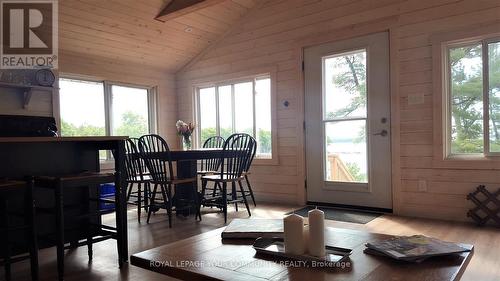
[138,134,174,183]
[220,133,256,180]
[201,136,225,172]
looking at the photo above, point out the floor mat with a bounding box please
[286,206,381,224]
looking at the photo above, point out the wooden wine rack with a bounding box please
[467,185,500,227]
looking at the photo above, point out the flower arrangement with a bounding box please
[176,120,195,149]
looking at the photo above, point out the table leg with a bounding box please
[175,160,198,216]
[114,141,128,265]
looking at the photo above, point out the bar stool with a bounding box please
[0,178,38,281]
[35,172,117,281]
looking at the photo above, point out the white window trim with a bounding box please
[443,37,500,158]
[193,72,278,165]
[57,75,158,162]
[431,23,500,169]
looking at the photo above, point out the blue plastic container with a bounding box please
[100,183,115,210]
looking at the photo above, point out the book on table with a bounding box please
[221,218,284,239]
[364,235,472,262]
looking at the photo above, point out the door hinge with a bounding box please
[304,179,307,189]
[303,120,306,131]
[302,60,305,71]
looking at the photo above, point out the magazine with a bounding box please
[365,235,471,262]
[221,219,284,239]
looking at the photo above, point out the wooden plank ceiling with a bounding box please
[59,0,259,73]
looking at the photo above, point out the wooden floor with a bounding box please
[6,203,500,281]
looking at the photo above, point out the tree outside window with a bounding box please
[197,76,272,158]
[448,39,500,155]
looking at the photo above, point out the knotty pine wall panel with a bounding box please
[176,0,500,221]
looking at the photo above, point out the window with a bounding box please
[196,75,273,159]
[59,78,155,158]
[445,38,500,156]
[59,79,106,137]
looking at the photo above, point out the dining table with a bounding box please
[155,148,226,215]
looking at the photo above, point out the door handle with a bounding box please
[373,129,388,137]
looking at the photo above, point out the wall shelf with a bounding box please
[0,81,54,109]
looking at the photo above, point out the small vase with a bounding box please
[182,135,192,150]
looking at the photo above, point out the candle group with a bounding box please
[283,208,325,257]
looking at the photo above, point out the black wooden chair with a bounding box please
[237,136,257,206]
[138,134,199,227]
[198,136,224,207]
[200,133,256,223]
[0,178,38,281]
[35,171,119,281]
[124,138,151,223]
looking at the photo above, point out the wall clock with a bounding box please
[35,69,55,87]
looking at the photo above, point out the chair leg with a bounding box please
[245,175,256,207]
[222,182,228,224]
[211,181,218,199]
[238,180,251,217]
[87,235,93,261]
[200,179,208,205]
[26,178,39,281]
[137,182,142,223]
[193,184,201,221]
[231,182,238,212]
[86,186,93,261]
[143,182,149,213]
[214,182,223,211]
[165,185,173,228]
[147,184,158,224]
[54,181,65,281]
[2,198,11,281]
[159,184,172,228]
[126,182,133,202]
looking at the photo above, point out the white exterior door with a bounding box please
[304,32,392,210]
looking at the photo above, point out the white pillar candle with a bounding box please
[303,225,309,251]
[308,207,325,257]
[283,213,305,255]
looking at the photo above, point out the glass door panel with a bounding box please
[323,49,368,183]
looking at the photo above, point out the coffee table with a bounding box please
[131,226,473,281]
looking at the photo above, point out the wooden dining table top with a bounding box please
[142,148,244,161]
[130,223,474,281]
[169,148,223,161]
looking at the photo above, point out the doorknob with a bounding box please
[373,129,388,137]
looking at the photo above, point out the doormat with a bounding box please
[286,206,381,224]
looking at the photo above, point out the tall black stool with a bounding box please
[0,178,38,281]
[35,172,117,281]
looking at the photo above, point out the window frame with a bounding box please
[57,75,158,159]
[431,23,500,168]
[443,37,500,158]
[194,72,278,165]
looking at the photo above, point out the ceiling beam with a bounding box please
[155,0,226,22]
